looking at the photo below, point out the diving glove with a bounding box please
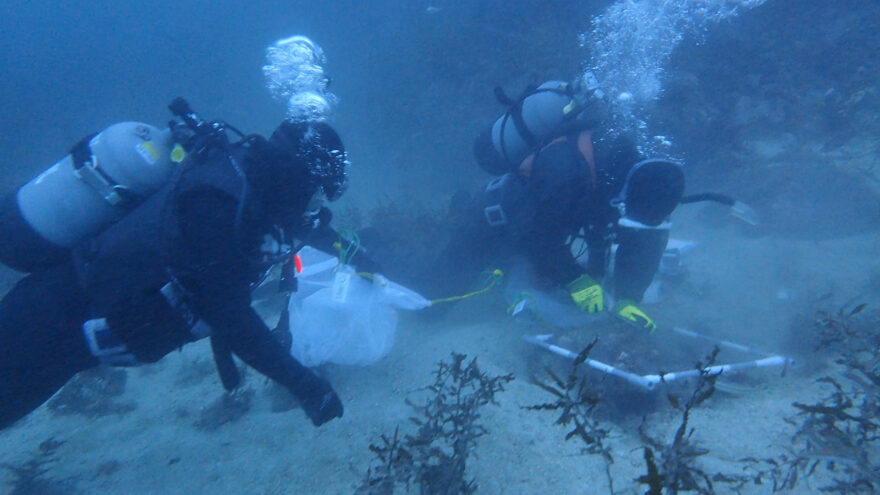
[567,274,604,313]
[614,299,658,333]
[298,374,344,427]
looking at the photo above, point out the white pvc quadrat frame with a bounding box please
[523,327,795,390]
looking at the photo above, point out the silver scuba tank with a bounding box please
[0,122,176,272]
[490,80,580,168]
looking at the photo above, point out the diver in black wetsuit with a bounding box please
[426,80,685,331]
[0,102,350,430]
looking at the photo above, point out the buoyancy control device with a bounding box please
[0,123,178,272]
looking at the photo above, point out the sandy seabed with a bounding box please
[1,221,877,495]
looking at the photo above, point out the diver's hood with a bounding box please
[269,120,350,202]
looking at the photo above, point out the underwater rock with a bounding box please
[47,367,136,418]
[706,162,880,240]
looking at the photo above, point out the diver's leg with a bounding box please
[613,226,669,302]
[0,265,97,429]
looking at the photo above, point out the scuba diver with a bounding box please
[0,98,349,430]
[425,78,688,331]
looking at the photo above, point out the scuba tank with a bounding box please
[0,122,177,272]
[476,75,605,175]
[492,80,578,167]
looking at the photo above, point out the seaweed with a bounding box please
[745,375,879,493]
[777,370,879,492]
[745,303,879,493]
[526,342,748,495]
[357,353,514,495]
[358,427,415,495]
[811,299,870,353]
[2,438,76,495]
[791,303,879,493]
[635,348,721,495]
[525,338,617,494]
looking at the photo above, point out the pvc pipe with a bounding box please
[642,355,792,386]
[523,333,794,391]
[523,335,655,389]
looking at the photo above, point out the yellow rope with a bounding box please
[430,269,504,305]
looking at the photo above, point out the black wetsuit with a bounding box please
[428,130,670,303]
[0,138,342,430]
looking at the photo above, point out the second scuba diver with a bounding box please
[423,79,686,332]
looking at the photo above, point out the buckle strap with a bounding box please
[82,318,138,366]
[70,134,139,207]
[160,279,213,339]
[484,204,507,227]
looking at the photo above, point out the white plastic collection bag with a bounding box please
[288,246,430,367]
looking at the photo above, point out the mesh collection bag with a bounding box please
[288,246,430,366]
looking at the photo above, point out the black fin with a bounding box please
[210,336,240,391]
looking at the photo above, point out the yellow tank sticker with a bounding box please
[136,141,161,164]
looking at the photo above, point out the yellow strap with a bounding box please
[354,271,386,286]
[431,269,504,305]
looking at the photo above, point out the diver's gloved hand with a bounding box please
[297,373,344,427]
[614,299,658,333]
[567,274,604,313]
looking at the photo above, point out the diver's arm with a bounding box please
[176,190,341,421]
[520,206,584,286]
[584,229,610,281]
[523,232,586,287]
[194,285,328,402]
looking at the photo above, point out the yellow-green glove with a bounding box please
[614,299,657,333]
[567,274,604,313]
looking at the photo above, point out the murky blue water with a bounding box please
[1,1,878,493]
